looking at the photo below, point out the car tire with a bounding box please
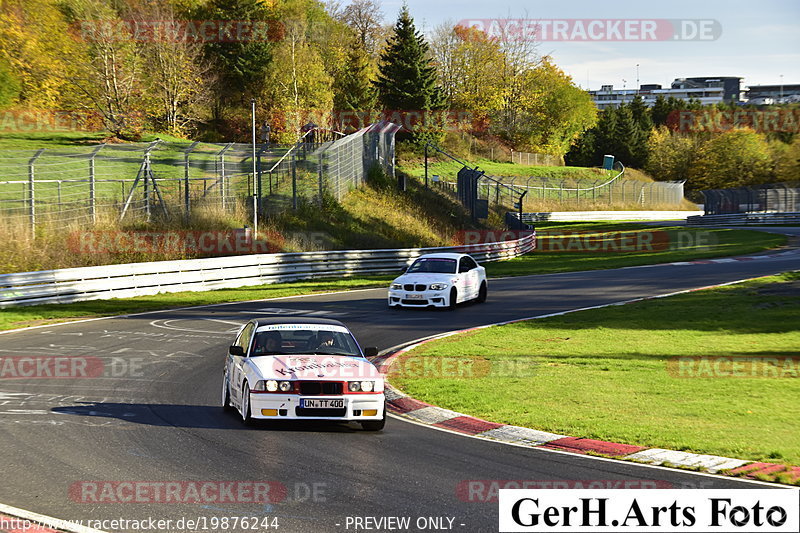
[476,282,487,303]
[222,372,233,411]
[448,288,458,310]
[241,382,254,426]
[361,404,386,431]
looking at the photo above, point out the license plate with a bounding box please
[301,398,344,409]
[406,294,423,299]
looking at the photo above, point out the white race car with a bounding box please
[388,253,487,309]
[222,318,386,430]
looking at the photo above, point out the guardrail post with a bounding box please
[28,149,44,235]
[184,141,199,222]
[291,150,297,210]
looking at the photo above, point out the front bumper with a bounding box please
[388,289,449,307]
[249,393,385,421]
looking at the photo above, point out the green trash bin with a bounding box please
[602,154,615,170]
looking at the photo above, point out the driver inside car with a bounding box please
[253,331,282,354]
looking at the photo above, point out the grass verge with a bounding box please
[485,224,789,277]
[0,276,392,332]
[389,272,800,466]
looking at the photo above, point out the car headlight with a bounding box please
[391,283,403,290]
[349,381,375,392]
[265,380,278,392]
[279,381,293,392]
[429,283,448,291]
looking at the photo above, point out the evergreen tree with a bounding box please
[333,37,377,131]
[373,6,443,142]
[627,97,652,167]
[651,95,671,126]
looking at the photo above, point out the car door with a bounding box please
[230,322,255,406]
[457,258,474,301]
[462,256,480,299]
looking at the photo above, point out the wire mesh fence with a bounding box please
[510,151,565,167]
[431,164,685,210]
[0,122,400,231]
[701,183,800,215]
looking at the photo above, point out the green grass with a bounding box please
[0,276,393,331]
[399,157,613,182]
[389,272,800,465]
[485,223,788,277]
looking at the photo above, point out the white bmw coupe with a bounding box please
[388,253,487,309]
[222,318,385,430]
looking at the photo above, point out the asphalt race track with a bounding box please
[0,228,798,532]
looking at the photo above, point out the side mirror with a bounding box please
[229,345,245,357]
[363,347,379,358]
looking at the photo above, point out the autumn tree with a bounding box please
[333,37,376,130]
[688,129,773,189]
[0,0,83,108]
[63,0,144,139]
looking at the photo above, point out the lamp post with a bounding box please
[251,99,257,237]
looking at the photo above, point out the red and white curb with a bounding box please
[375,272,800,485]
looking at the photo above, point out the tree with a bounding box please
[333,37,376,131]
[134,3,213,136]
[650,95,672,126]
[263,17,334,141]
[688,129,773,190]
[339,0,383,57]
[644,126,698,182]
[0,0,83,108]
[506,57,597,154]
[65,0,144,139]
[0,59,19,109]
[374,7,443,112]
[198,0,278,110]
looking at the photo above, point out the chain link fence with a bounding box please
[0,122,400,231]
[701,183,800,215]
[510,151,565,166]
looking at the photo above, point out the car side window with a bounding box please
[236,323,255,354]
[463,257,477,271]
[459,259,471,273]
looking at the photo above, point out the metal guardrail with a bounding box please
[520,211,703,222]
[0,234,535,308]
[687,212,800,226]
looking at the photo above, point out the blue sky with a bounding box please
[379,0,800,90]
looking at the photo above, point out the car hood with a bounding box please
[247,354,381,381]
[393,273,457,285]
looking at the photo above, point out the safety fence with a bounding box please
[0,233,535,307]
[0,122,400,230]
[701,183,800,215]
[510,151,564,167]
[687,212,800,226]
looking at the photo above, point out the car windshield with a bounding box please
[250,327,362,357]
[407,258,457,274]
